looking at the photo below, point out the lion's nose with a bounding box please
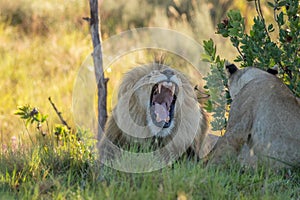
[162,69,175,79]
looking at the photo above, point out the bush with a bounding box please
[203,0,300,131]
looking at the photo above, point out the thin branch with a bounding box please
[22,121,34,145]
[273,4,283,34]
[235,45,244,60]
[48,97,71,130]
[82,17,91,22]
[231,36,245,61]
[255,0,271,40]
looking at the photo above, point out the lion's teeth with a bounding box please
[163,81,172,87]
[158,82,176,95]
[171,84,175,95]
[166,116,170,122]
[158,83,162,94]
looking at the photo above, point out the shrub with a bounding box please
[203,0,300,132]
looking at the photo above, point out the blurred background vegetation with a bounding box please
[0,0,272,145]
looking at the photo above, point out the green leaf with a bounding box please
[41,115,48,123]
[277,12,284,26]
[201,54,213,62]
[267,1,275,8]
[202,39,216,61]
[268,24,274,32]
[14,111,24,116]
[278,1,287,7]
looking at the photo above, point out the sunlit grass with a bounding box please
[0,138,299,199]
[0,0,236,143]
[0,0,92,143]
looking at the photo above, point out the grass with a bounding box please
[2,106,299,199]
[1,0,299,199]
[0,0,239,140]
[1,138,299,199]
[0,0,91,142]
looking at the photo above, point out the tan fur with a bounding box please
[211,67,300,168]
[99,63,209,162]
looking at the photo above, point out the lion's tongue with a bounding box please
[154,103,168,122]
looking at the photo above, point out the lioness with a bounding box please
[211,64,300,168]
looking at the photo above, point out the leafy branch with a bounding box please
[202,0,299,132]
[202,39,230,134]
[15,105,48,140]
[216,0,299,97]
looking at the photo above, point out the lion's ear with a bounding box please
[225,63,238,75]
[267,65,278,75]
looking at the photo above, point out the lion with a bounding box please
[210,64,300,168]
[99,61,215,166]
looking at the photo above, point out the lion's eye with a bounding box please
[150,70,160,76]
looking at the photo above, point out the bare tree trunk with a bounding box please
[86,0,108,141]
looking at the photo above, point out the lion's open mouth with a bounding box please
[150,81,178,128]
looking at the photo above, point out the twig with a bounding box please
[22,121,34,145]
[231,37,245,61]
[236,45,244,61]
[82,17,91,22]
[255,0,271,40]
[48,97,71,130]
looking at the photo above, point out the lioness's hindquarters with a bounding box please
[211,65,300,168]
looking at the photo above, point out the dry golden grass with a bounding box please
[0,0,237,143]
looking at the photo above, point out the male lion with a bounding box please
[211,64,300,168]
[99,62,213,166]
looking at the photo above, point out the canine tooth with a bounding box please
[166,116,170,122]
[171,84,176,95]
[158,83,162,93]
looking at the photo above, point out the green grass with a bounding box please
[1,139,299,200]
[1,109,299,199]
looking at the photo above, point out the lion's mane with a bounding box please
[99,62,209,162]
